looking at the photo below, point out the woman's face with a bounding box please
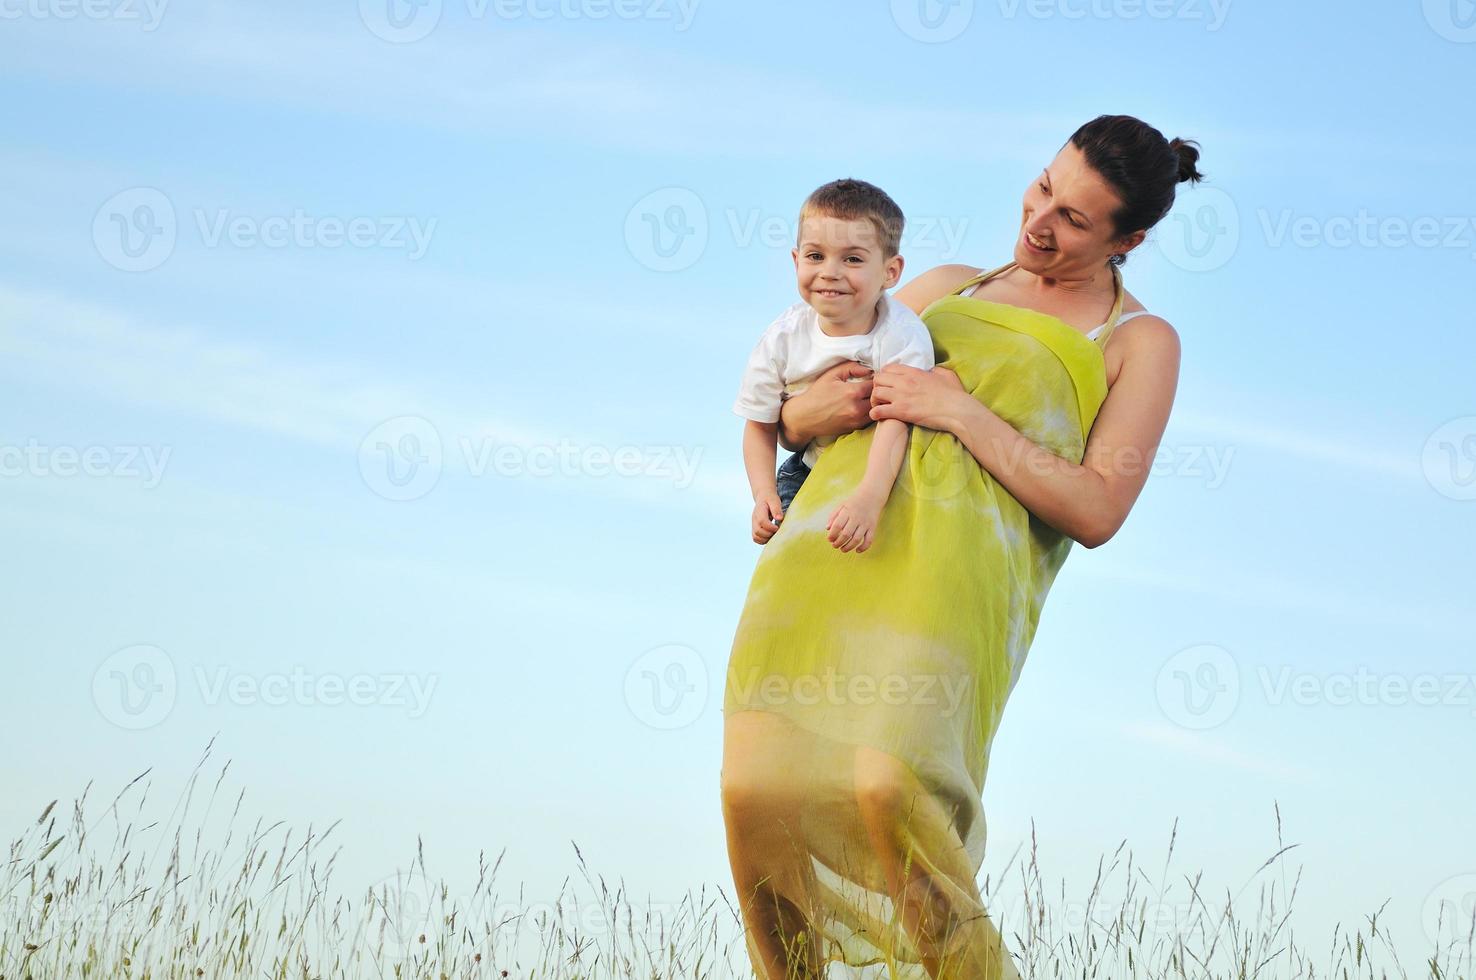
[1015,141,1139,277]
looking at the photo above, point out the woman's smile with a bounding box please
[1022,229,1056,253]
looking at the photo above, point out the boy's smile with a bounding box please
[793,214,904,337]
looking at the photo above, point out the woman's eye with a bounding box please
[1038,182,1049,194]
[1067,216,1082,229]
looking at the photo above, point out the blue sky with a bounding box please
[3,0,1474,970]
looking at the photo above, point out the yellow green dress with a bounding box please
[722,262,1127,979]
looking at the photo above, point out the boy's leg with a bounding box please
[774,451,811,516]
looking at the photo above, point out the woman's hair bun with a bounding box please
[1168,137,1205,185]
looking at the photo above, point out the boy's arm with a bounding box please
[741,419,781,501]
[853,417,910,504]
[848,306,932,502]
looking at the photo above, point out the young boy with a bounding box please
[732,178,935,554]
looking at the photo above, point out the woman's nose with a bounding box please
[1024,216,1053,237]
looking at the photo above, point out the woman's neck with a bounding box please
[1019,263,1113,298]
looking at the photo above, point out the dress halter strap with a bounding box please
[951,261,1126,349]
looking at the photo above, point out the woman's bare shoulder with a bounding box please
[1106,307,1181,389]
[893,263,982,315]
[1118,287,1179,341]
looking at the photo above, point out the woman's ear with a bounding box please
[1114,229,1147,258]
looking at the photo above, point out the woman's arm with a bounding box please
[778,264,979,451]
[776,361,875,452]
[868,316,1182,548]
[944,318,1182,547]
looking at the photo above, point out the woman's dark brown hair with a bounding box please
[1067,114,1205,266]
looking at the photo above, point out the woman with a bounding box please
[720,114,1198,979]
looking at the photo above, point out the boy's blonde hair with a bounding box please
[797,178,905,260]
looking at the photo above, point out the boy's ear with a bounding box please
[885,253,904,287]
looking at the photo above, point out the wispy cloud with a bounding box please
[1117,719,1312,782]
[1169,411,1421,484]
[0,6,1076,161]
[4,280,1459,625]
[0,283,740,511]
[1075,552,1470,640]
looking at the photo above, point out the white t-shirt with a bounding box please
[732,293,936,468]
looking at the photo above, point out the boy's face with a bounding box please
[791,214,904,322]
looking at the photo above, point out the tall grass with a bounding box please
[3,741,1470,979]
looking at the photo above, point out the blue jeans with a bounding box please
[775,449,811,515]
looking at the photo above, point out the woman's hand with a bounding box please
[777,360,875,451]
[869,364,970,433]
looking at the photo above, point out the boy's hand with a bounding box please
[751,492,785,545]
[826,487,885,554]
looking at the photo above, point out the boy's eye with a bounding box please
[1038,181,1049,194]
